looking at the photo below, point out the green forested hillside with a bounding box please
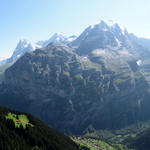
[0,106,79,150]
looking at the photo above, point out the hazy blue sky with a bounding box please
[0,0,150,58]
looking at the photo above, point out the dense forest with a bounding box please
[0,106,79,150]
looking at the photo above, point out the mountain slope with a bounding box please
[0,106,79,150]
[0,41,150,135]
[129,33,150,51]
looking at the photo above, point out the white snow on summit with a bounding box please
[11,39,41,62]
[37,33,77,47]
[104,20,117,27]
[90,21,101,29]
[90,20,126,33]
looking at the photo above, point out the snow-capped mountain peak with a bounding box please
[17,39,30,49]
[0,39,41,66]
[0,33,77,66]
[90,20,126,34]
[71,20,132,56]
[12,39,41,60]
[37,33,77,47]
[104,20,117,26]
[36,33,66,47]
[72,20,129,48]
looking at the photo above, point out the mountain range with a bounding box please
[37,33,77,47]
[0,33,77,69]
[1,20,150,144]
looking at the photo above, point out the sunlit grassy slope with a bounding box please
[5,112,34,128]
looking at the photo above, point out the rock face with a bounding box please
[1,20,150,135]
[0,41,150,134]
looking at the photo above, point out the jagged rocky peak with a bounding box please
[0,39,41,67]
[17,39,31,47]
[13,39,29,56]
[12,39,41,60]
[15,39,37,51]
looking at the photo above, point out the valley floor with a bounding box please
[71,136,133,150]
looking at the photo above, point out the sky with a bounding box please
[0,0,150,58]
